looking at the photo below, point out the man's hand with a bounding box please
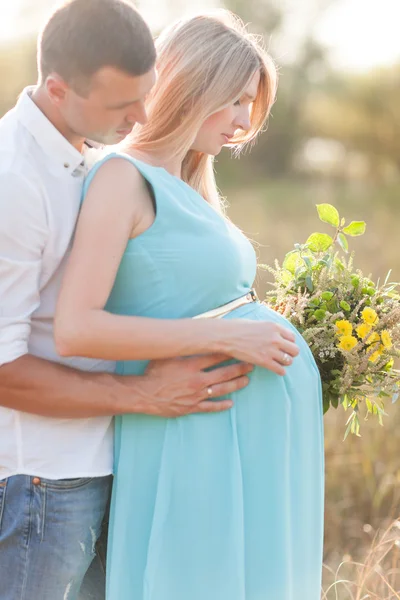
[0,354,252,419]
[125,354,253,417]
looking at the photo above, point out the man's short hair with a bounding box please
[38,0,156,93]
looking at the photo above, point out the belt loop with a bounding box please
[250,288,259,301]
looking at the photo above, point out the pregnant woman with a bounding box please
[55,11,324,600]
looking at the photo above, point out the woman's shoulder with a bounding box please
[83,149,144,197]
[86,148,138,179]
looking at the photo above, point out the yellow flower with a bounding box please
[335,320,353,337]
[366,332,380,347]
[338,335,358,351]
[368,349,382,362]
[361,307,379,325]
[381,330,392,349]
[368,343,384,362]
[356,322,372,339]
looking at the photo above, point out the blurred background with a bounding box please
[1,0,400,596]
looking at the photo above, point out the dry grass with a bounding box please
[322,404,400,599]
[322,521,400,599]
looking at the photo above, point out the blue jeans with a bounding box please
[0,474,112,600]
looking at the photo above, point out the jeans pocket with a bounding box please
[40,477,94,491]
[0,478,7,533]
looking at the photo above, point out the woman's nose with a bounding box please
[234,110,251,132]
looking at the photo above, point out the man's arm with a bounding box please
[0,353,252,418]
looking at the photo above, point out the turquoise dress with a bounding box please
[83,154,324,600]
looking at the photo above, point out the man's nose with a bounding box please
[126,102,148,126]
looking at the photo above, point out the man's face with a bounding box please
[59,66,156,145]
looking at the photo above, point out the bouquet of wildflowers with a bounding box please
[263,204,400,437]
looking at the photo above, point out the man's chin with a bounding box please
[89,132,129,146]
[105,134,126,145]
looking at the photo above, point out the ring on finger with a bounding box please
[281,352,291,366]
[207,386,213,398]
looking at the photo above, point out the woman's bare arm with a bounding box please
[54,156,230,361]
[54,156,299,374]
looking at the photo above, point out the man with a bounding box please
[0,1,252,598]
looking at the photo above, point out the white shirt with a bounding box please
[0,88,115,480]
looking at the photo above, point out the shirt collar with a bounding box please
[16,87,86,177]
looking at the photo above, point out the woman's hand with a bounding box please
[221,320,300,375]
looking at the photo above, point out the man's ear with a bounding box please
[45,74,69,106]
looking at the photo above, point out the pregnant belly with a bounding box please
[222,301,321,405]
[118,301,320,385]
[223,301,314,362]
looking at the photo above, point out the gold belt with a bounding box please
[193,289,259,320]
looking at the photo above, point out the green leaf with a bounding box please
[327,299,339,313]
[335,258,345,271]
[314,309,327,321]
[283,251,303,275]
[306,233,333,253]
[318,259,329,268]
[316,204,340,227]
[337,233,349,253]
[279,270,293,285]
[343,418,353,440]
[343,221,366,236]
[331,395,339,409]
[303,256,313,270]
[321,291,334,301]
[305,275,314,292]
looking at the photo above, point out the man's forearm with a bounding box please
[0,354,145,418]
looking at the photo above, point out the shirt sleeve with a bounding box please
[0,172,48,366]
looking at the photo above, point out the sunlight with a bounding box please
[318,0,400,70]
[1,0,399,72]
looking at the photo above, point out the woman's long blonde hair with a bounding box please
[124,10,277,212]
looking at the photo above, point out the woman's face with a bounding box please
[191,69,260,156]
